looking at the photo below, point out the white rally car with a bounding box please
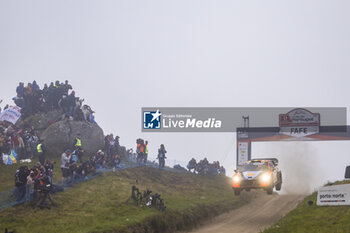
[232,158,282,195]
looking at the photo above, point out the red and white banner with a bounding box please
[0,106,21,124]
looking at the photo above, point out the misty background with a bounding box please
[1,1,350,194]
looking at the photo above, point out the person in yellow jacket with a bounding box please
[73,133,82,148]
[37,140,45,165]
[144,141,148,164]
[73,133,84,163]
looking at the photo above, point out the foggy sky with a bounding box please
[1,0,350,192]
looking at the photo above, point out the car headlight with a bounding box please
[233,174,241,183]
[260,173,271,183]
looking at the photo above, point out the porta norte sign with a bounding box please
[279,108,320,137]
[317,184,350,206]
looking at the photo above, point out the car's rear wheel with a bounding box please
[234,188,241,196]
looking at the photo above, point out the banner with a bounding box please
[9,150,17,164]
[0,106,21,124]
[238,142,249,166]
[2,150,17,165]
[317,183,350,206]
[141,107,346,132]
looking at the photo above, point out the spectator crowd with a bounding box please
[0,121,40,162]
[187,157,226,176]
[0,80,98,164]
[11,80,96,122]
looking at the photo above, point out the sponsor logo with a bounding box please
[163,118,221,128]
[143,110,162,129]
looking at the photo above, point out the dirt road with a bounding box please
[189,192,305,233]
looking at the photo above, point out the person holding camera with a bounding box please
[14,166,30,201]
[34,173,56,208]
[157,144,167,168]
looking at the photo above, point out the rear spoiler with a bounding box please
[251,158,278,166]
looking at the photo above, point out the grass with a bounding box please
[0,166,249,233]
[263,180,350,233]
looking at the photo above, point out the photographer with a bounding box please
[157,144,167,168]
[44,160,55,184]
[34,174,56,208]
[14,166,30,201]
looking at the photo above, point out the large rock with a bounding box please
[16,110,63,135]
[40,120,104,158]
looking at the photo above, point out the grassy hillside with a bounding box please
[264,180,350,233]
[0,166,251,233]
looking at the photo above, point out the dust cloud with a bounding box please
[254,142,326,195]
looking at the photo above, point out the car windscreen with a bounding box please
[239,164,268,172]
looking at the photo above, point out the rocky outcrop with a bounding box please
[16,110,63,135]
[40,120,104,157]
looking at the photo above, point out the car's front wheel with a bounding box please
[266,187,273,195]
[234,188,241,196]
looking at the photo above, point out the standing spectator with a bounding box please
[61,149,72,184]
[14,166,30,201]
[58,94,69,119]
[104,135,109,153]
[157,144,167,168]
[53,80,61,109]
[17,131,25,160]
[25,83,33,96]
[81,105,93,122]
[10,132,19,153]
[48,82,56,109]
[136,138,145,164]
[144,141,148,164]
[62,80,73,95]
[107,134,115,156]
[26,170,35,201]
[36,140,45,165]
[73,133,82,149]
[114,135,120,156]
[16,82,25,98]
[27,130,39,159]
[73,133,84,162]
[41,83,49,111]
[67,91,76,119]
[31,80,40,92]
[0,132,6,162]
[44,160,54,183]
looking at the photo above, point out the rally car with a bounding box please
[232,158,282,195]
